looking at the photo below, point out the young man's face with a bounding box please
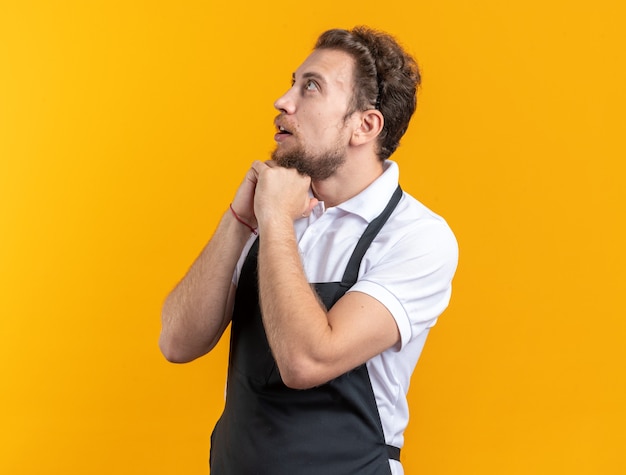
[272,48,358,181]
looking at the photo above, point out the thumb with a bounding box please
[306,197,319,215]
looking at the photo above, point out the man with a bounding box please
[160,26,458,475]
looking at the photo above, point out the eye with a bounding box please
[304,80,318,92]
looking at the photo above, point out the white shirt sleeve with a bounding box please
[350,213,458,348]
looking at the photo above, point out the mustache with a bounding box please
[274,115,297,135]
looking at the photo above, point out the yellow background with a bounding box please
[1,1,625,473]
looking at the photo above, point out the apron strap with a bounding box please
[338,185,403,292]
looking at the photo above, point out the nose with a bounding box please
[274,87,296,114]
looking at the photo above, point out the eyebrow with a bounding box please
[292,71,327,85]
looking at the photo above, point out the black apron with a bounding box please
[210,186,403,475]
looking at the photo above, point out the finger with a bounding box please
[300,198,319,218]
[251,160,269,175]
[244,165,259,183]
[307,198,319,214]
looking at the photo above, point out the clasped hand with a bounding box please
[231,160,318,231]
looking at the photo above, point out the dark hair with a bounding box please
[315,26,421,160]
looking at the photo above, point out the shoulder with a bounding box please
[377,190,458,266]
[353,191,458,348]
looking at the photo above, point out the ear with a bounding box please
[350,109,384,147]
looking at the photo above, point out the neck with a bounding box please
[311,155,385,208]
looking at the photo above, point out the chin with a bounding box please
[271,147,300,169]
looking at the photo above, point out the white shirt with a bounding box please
[235,160,458,474]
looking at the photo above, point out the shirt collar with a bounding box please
[335,160,400,223]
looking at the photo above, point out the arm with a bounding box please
[159,169,258,363]
[252,162,400,389]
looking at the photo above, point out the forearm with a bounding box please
[160,210,253,363]
[257,216,332,387]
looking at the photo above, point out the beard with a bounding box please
[271,141,346,181]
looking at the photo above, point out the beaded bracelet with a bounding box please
[229,204,258,235]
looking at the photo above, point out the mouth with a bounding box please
[276,124,292,135]
[274,123,294,142]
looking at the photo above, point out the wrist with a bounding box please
[229,204,258,235]
[255,211,294,237]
